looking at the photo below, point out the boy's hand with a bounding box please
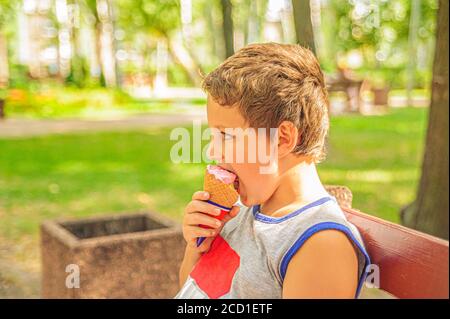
[182,191,240,254]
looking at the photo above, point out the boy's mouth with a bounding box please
[218,165,240,193]
[233,176,240,193]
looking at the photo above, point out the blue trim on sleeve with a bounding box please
[279,222,371,298]
[252,197,334,224]
[206,200,232,211]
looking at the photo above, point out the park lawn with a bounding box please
[0,107,427,248]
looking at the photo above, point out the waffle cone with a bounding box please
[203,171,239,208]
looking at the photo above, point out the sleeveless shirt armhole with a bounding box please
[279,222,371,298]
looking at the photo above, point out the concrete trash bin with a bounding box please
[41,211,185,298]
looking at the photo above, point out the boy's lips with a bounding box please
[218,165,240,193]
[233,176,240,193]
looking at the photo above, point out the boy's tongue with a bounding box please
[207,165,236,185]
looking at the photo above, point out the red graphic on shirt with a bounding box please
[190,235,240,299]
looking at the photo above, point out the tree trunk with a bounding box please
[166,35,202,87]
[27,13,44,78]
[220,0,234,58]
[0,28,7,119]
[69,5,86,87]
[401,0,449,240]
[94,22,105,86]
[95,0,117,88]
[153,39,168,92]
[108,0,120,87]
[406,0,421,107]
[292,0,316,55]
[0,99,4,119]
[204,1,220,61]
[0,31,9,87]
[247,0,259,44]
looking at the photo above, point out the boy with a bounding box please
[176,43,370,299]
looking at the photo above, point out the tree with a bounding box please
[220,0,234,58]
[0,0,15,87]
[401,0,449,239]
[0,0,17,119]
[292,0,315,54]
[116,0,203,87]
[83,0,107,86]
[323,0,437,89]
[406,0,421,106]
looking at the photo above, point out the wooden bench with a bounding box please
[344,207,449,299]
[324,185,449,299]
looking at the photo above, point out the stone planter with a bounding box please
[41,211,185,298]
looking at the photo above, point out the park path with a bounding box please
[0,112,207,138]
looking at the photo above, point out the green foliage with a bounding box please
[3,85,205,118]
[0,0,17,29]
[323,0,438,88]
[328,0,437,54]
[4,86,136,118]
[65,56,90,88]
[0,0,441,94]
[116,0,181,37]
[167,64,191,87]
[8,64,33,89]
[0,87,7,99]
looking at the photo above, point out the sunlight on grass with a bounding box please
[319,169,418,183]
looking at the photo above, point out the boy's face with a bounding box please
[206,95,280,207]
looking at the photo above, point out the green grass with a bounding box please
[0,107,427,246]
[319,107,427,222]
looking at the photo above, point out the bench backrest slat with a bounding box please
[343,207,449,299]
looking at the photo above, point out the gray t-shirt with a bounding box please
[175,196,370,299]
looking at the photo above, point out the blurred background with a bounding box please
[0,0,448,298]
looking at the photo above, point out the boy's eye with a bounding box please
[221,132,234,141]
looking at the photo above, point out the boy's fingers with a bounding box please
[228,206,240,218]
[187,238,198,248]
[185,225,218,238]
[185,200,221,216]
[192,191,209,201]
[220,206,240,223]
[198,237,214,253]
[187,237,214,252]
[186,212,222,228]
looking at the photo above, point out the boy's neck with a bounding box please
[260,160,329,217]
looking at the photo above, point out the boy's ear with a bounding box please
[277,121,299,157]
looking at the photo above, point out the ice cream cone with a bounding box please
[197,165,239,247]
[203,170,239,208]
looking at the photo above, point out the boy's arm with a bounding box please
[179,246,202,288]
[282,229,359,299]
